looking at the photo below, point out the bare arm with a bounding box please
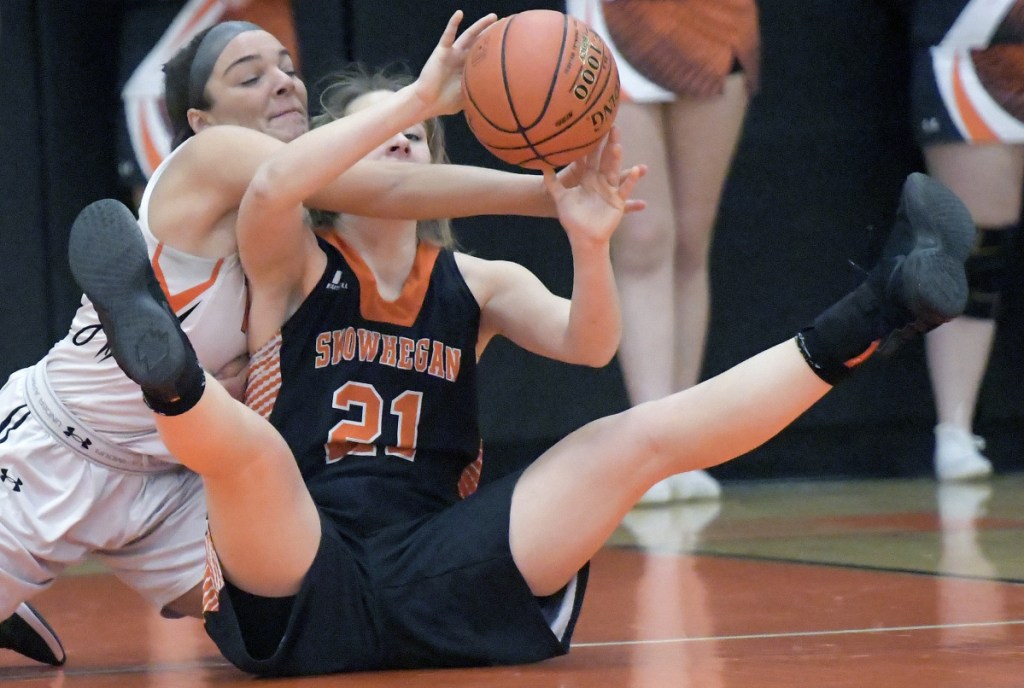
[237,11,496,340]
[468,130,641,366]
[308,160,557,219]
[150,122,558,258]
[309,153,647,221]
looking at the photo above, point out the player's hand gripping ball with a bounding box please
[462,9,620,169]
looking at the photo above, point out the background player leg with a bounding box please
[923,142,1023,480]
[612,74,749,504]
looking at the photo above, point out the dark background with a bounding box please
[2,0,1021,482]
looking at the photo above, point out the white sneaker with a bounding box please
[637,477,675,505]
[621,499,722,549]
[637,470,721,505]
[670,470,722,500]
[934,423,993,482]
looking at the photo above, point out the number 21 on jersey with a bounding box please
[324,381,422,463]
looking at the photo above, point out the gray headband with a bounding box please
[187,21,263,109]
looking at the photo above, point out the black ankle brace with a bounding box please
[142,363,206,416]
[795,329,877,385]
[794,258,906,384]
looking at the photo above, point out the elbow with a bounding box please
[568,325,621,368]
[246,165,279,207]
[590,349,618,369]
[574,342,619,369]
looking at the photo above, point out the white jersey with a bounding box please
[41,141,248,468]
[0,139,240,614]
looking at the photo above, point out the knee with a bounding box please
[964,225,1016,319]
[613,215,676,273]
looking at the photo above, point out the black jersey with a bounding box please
[260,234,481,534]
[214,235,589,676]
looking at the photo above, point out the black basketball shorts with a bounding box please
[203,469,590,677]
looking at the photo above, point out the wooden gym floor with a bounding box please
[2,472,1023,687]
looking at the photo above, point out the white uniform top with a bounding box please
[41,141,248,468]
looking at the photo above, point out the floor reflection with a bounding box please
[621,502,724,688]
[935,482,1008,650]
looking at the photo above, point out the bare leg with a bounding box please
[66,199,324,598]
[155,376,322,598]
[511,171,977,594]
[610,101,677,405]
[927,318,995,428]
[668,72,750,391]
[510,339,830,595]
[654,73,750,501]
[924,143,1024,479]
[612,102,719,503]
[612,77,750,405]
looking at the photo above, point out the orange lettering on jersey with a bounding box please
[358,329,381,361]
[379,335,398,367]
[331,329,346,365]
[428,341,446,378]
[397,337,415,370]
[325,439,356,463]
[414,338,430,373]
[951,53,997,143]
[445,346,461,382]
[315,332,331,368]
[314,327,463,383]
[341,327,357,361]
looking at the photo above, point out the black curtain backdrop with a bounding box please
[4,0,1021,481]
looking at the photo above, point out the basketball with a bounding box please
[461,9,620,169]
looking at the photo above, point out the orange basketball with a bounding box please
[462,9,620,169]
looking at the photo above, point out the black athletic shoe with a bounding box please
[797,173,974,382]
[0,603,66,666]
[875,172,975,347]
[68,199,202,412]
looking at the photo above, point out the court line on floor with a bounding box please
[631,547,1024,585]
[572,618,1024,648]
[0,657,232,681]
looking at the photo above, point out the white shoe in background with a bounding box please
[670,469,722,500]
[637,477,675,505]
[934,423,993,482]
[637,470,721,505]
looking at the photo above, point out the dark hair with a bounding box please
[164,27,214,149]
[163,21,263,149]
[308,64,455,249]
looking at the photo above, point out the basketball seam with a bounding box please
[462,11,620,168]
[504,26,619,166]
[509,13,570,166]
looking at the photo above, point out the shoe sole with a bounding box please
[897,173,975,323]
[937,463,993,482]
[67,199,187,391]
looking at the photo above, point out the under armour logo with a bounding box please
[0,468,23,492]
[63,426,93,450]
[327,270,348,291]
